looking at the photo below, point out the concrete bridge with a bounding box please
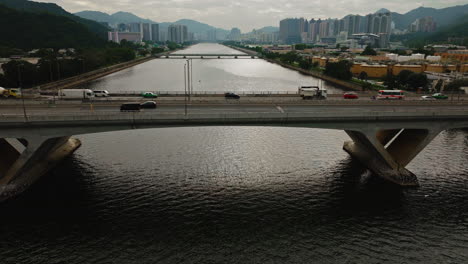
[0,104,467,201]
[158,54,256,59]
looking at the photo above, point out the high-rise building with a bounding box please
[409,17,437,32]
[279,18,302,44]
[142,23,151,41]
[229,28,241,41]
[151,24,160,42]
[168,24,188,43]
[207,29,217,41]
[129,23,141,33]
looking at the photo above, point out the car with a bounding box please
[225,92,240,99]
[120,103,141,112]
[343,92,359,99]
[421,95,436,101]
[432,93,448,100]
[93,90,110,97]
[140,101,157,109]
[141,92,158,98]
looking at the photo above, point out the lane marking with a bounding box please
[276,106,285,113]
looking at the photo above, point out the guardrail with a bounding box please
[1,109,468,122]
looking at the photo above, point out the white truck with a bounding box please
[298,86,327,100]
[59,89,94,100]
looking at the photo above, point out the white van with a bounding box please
[93,90,110,97]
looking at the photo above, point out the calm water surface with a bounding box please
[1,43,467,263]
[0,127,467,263]
[79,43,342,93]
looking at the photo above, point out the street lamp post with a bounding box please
[17,64,28,122]
[184,63,188,116]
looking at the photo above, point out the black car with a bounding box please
[120,103,141,112]
[225,92,240,99]
[140,101,157,109]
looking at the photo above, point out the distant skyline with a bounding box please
[36,0,468,31]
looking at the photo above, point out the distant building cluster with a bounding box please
[108,22,195,44]
[109,22,160,43]
[409,17,437,33]
[279,12,392,47]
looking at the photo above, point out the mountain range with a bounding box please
[0,0,109,38]
[75,10,230,37]
[391,4,468,30]
[0,4,106,49]
[75,4,468,35]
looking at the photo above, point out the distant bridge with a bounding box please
[158,54,257,59]
[0,104,467,201]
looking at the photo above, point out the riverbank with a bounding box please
[34,56,155,91]
[226,45,364,91]
[263,58,363,91]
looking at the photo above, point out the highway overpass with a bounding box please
[0,103,467,201]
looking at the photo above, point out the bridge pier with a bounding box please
[343,128,441,186]
[0,136,81,201]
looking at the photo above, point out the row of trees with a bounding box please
[383,70,428,91]
[0,45,136,88]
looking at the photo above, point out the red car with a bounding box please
[343,92,359,99]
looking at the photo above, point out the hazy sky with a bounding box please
[38,0,467,31]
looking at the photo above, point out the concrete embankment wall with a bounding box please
[35,56,155,91]
[227,46,259,56]
[263,59,363,91]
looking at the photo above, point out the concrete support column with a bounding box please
[343,128,441,186]
[0,136,81,201]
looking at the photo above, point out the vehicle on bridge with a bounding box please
[59,89,94,100]
[377,90,405,100]
[421,95,436,101]
[142,92,158,98]
[120,103,141,112]
[343,92,359,99]
[432,93,448,100]
[93,90,110,97]
[225,92,240,99]
[140,101,157,109]
[0,87,22,99]
[299,86,327,100]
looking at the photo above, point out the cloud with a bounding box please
[36,0,467,31]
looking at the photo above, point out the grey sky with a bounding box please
[37,0,467,31]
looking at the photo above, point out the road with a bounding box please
[1,101,467,117]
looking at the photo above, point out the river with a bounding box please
[79,43,342,93]
[1,44,467,263]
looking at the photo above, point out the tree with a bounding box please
[324,60,353,80]
[280,52,299,64]
[361,45,377,56]
[362,82,373,91]
[383,74,400,89]
[295,44,307,50]
[397,70,413,87]
[406,73,428,91]
[358,71,368,80]
[1,60,37,88]
[151,47,165,55]
[298,59,312,70]
[445,79,468,91]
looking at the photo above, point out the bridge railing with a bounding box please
[110,91,301,96]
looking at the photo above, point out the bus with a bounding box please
[377,90,405,100]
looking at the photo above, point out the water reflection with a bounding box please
[79,43,343,93]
